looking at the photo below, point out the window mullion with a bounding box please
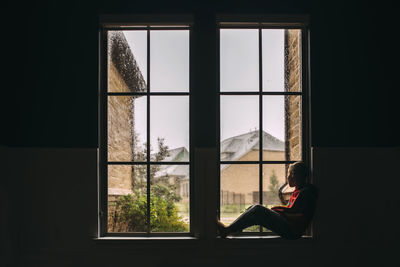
[146,28,151,235]
[258,27,264,233]
[192,13,218,239]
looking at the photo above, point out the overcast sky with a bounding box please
[123,29,285,152]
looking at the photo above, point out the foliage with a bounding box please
[110,137,188,232]
[111,185,187,232]
[268,170,279,195]
[263,170,280,205]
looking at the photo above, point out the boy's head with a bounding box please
[287,161,309,187]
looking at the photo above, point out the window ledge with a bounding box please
[93,235,313,241]
[225,235,313,240]
[93,236,199,242]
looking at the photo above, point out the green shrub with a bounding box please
[110,184,188,232]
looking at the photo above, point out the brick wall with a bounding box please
[107,63,134,194]
[285,29,302,161]
[220,150,286,205]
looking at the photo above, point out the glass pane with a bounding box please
[262,96,285,161]
[150,30,189,92]
[108,165,147,232]
[150,165,190,232]
[262,29,302,92]
[262,29,284,92]
[108,96,147,162]
[263,96,302,161]
[286,95,302,161]
[220,96,259,161]
[262,164,288,208]
[262,164,293,233]
[220,29,259,92]
[108,31,147,92]
[150,96,189,161]
[286,29,302,92]
[220,164,259,231]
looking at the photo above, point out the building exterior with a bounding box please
[220,130,286,207]
[107,31,146,198]
[155,147,190,203]
[107,29,301,210]
[156,130,287,207]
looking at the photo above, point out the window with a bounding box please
[100,23,191,236]
[218,24,307,235]
[99,16,310,238]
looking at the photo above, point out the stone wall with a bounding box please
[107,63,134,194]
[107,32,146,198]
[285,29,302,161]
[106,32,146,231]
[220,150,286,205]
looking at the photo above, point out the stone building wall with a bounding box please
[108,63,135,195]
[220,150,286,205]
[107,32,146,231]
[285,29,302,161]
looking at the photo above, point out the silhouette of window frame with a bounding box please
[216,17,311,237]
[99,16,193,237]
[98,14,311,239]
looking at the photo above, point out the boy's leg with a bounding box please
[227,204,294,238]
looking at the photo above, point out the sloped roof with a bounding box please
[155,131,284,178]
[156,165,189,179]
[155,147,189,179]
[221,130,284,162]
[108,31,146,92]
[162,147,189,162]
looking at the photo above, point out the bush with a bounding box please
[110,184,188,232]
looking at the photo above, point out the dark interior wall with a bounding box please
[2,1,400,267]
[2,146,399,267]
[2,0,399,147]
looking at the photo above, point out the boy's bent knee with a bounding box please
[249,204,264,212]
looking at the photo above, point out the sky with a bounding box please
[122,29,287,152]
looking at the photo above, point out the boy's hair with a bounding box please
[290,161,309,183]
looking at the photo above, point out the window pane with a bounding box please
[262,164,288,208]
[262,29,284,92]
[262,29,302,92]
[151,165,189,232]
[108,31,147,92]
[220,164,259,230]
[262,164,294,233]
[220,29,259,92]
[150,30,189,92]
[262,96,285,161]
[108,165,147,232]
[286,29,302,92]
[108,96,147,162]
[150,96,189,161]
[285,95,302,161]
[220,96,259,161]
[263,96,302,161]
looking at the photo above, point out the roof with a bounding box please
[220,130,284,162]
[156,165,189,179]
[155,147,189,180]
[108,31,146,92]
[162,147,189,162]
[154,131,284,178]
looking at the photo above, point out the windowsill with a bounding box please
[223,235,314,240]
[94,236,199,241]
[93,235,313,241]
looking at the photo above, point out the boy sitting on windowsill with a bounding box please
[216,161,318,239]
